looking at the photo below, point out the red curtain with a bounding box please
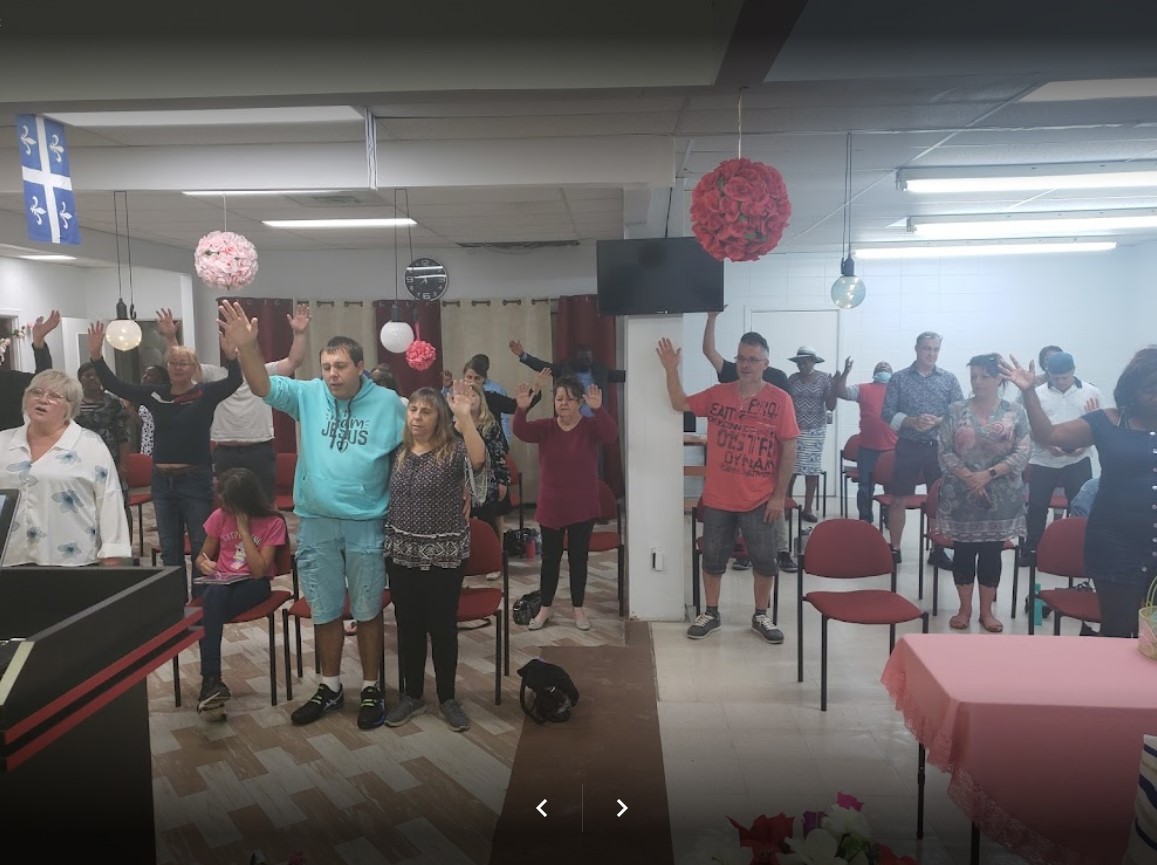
[373,299,443,397]
[218,296,296,454]
[555,294,624,497]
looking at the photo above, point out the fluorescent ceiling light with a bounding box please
[1021,78,1157,102]
[854,241,1117,260]
[262,218,416,229]
[898,161,1157,194]
[19,254,77,261]
[909,209,1157,239]
[46,106,363,128]
[183,190,340,197]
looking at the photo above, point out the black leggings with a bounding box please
[389,562,465,703]
[1093,578,1149,638]
[539,519,596,607]
[952,541,1004,587]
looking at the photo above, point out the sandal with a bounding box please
[980,616,1004,633]
[949,614,970,630]
[344,620,358,637]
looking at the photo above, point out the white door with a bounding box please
[749,309,841,504]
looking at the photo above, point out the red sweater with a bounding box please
[513,407,618,529]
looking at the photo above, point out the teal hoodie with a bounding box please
[265,375,405,520]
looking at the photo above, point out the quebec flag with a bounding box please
[15,113,80,245]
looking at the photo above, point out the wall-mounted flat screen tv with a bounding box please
[596,237,725,316]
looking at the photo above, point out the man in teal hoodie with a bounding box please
[219,301,405,730]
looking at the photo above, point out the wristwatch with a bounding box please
[987,467,998,480]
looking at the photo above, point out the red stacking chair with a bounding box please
[839,434,861,517]
[274,452,296,512]
[1029,517,1098,636]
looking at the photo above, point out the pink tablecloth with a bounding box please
[881,634,1157,865]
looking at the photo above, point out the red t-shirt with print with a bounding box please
[686,382,800,512]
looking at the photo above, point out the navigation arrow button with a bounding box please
[616,799,628,817]
[536,799,548,817]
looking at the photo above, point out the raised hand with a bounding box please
[532,367,552,394]
[842,356,854,376]
[447,380,474,418]
[509,338,524,357]
[585,383,603,411]
[998,354,1036,392]
[656,337,681,371]
[515,382,534,410]
[86,322,106,360]
[217,301,259,349]
[287,303,311,334]
[155,308,178,340]
[30,309,61,346]
[218,331,239,360]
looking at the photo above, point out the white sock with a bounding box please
[322,676,341,692]
[362,679,378,690]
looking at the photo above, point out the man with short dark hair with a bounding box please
[881,331,963,567]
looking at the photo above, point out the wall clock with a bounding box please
[404,257,449,301]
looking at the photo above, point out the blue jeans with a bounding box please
[856,447,885,522]
[199,578,272,677]
[152,466,215,597]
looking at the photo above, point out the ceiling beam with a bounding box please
[713,0,810,89]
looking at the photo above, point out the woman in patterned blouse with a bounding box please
[382,383,487,733]
[461,381,511,543]
[0,370,131,566]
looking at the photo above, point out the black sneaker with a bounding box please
[441,698,471,732]
[752,613,784,644]
[731,557,752,571]
[290,683,344,726]
[891,548,902,566]
[357,684,386,730]
[385,693,427,727]
[777,551,798,573]
[686,612,721,639]
[197,676,231,711]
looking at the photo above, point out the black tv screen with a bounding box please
[596,237,724,316]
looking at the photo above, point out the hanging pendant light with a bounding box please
[106,190,142,350]
[380,188,414,353]
[831,133,866,310]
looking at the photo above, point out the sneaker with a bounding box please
[777,551,798,573]
[731,557,752,571]
[197,676,231,711]
[891,548,902,566]
[928,547,954,571]
[441,698,471,732]
[357,684,386,730]
[752,613,784,645]
[290,683,344,726]
[384,693,427,728]
[686,612,721,639]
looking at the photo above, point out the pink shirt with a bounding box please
[513,407,618,529]
[203,510,287,578]
[686,382,800,512]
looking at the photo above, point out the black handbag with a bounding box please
[517,658,579,724]
[512,590,542,626]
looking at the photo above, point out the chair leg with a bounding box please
[282,610,293,702]
[172,656,182,707]
[1054,610,1063,636]
[495,609,502,705]
[617,545,625,617]
[820,616,829,712]
[266,614,278,707]
[772,571,779,626]
[136,503,145,559]
[921,612,930,634]
[1010,554,1020,619]
[889,623,897,654]
[796,571,805,683]
[503,561,511,676]
[821,470,827,517]
[1027,566,1036,635]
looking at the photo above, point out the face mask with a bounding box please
[873,371,892,384]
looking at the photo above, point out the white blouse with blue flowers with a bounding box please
[0,421,132,566]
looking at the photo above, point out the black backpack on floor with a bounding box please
[517,658,579,724]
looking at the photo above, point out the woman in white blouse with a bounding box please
[0,370,131,566]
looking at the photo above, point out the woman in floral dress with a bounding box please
[938,354,1029,632]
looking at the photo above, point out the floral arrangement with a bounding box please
[690,156,792,263]
[194,230,259,290]
[405,339,437,371]
[704,793,918,865]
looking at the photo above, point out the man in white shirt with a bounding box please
[1023,351,1102,563]
[158,305,311,500]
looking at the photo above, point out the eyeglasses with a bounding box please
[167,360,196,368]
[29,387,65,403]
[735,355,767,366]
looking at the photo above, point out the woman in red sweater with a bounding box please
[513,370,619,630]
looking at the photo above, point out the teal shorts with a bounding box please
[294,516,385,624]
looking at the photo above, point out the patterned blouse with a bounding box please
[384,438,488,569]
[478,421,510,504]
[937,398,1030,543]
[139,405,155,456]
[787,371,832,430]
[0,421,132,565]
[76,394,130,473]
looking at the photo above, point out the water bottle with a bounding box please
[1032,581,1043,627]
[525,535,537,559]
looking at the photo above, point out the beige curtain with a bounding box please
[297,300,378,382]
[441,297,553,503]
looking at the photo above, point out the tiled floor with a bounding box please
[139,501,1057,864]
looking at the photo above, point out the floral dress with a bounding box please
[937,398,1030,543]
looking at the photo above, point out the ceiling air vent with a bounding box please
[286,191,385,207]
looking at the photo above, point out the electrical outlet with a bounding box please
[651,548,664,571]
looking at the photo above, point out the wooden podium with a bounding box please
[0,565,199,863]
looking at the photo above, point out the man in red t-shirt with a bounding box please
[658,333,799,644]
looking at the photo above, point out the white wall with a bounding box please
[0,257,89,372]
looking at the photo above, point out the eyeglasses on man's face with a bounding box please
[29,387,65,403]
[735,355,767,366]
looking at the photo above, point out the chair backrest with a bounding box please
[597,480,620,526]
[1036,516,1088,579]
[125,452,152,488]
[842,433,861,462]
[465,517,504,577]
[505,453,520,483]
[275,452,296,495]
[802,518,895,579]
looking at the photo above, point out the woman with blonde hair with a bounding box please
[460,380,510,541]
[383,383,487,733]
[88,324,240,592]
[0,370,131,565]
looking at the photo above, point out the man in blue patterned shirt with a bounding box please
[881,331,963,567]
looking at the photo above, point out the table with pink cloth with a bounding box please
[881,634,1157,865]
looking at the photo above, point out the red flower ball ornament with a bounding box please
[691,157,791,262]
[405,339,437,371]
